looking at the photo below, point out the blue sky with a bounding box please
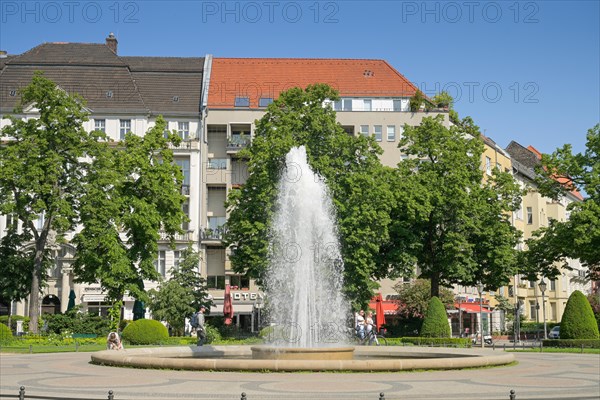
[1,0,598,154]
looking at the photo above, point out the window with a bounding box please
[360,125,369,137]
[207,158,227,170]
[514,202,523,220]
[5,213,17,231]
[154,250,166,277]
[485,157,492,175]
[94,119,105,133]
[529,301,536,319]
[528,280,535,288]
[363,99,372,111]
[87,302,112,317]
[175,159,190,188]
[229,275,250,290]
[333,100,342,111]
[393,99,402,111]
[174,250,183,271]
[342,99,352,111]
[181,202,189,231]
[208,216,227,231]
[373,125,382,141]
[207,275,225,289]
[550,279,556,291]
[526,207,533,224]
[119,119,131,140]
[259,97,273,107]
[387,125,396,141]
[234,97,250,107]
[178,122,189,140]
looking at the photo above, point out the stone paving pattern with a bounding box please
[1,348,599,400]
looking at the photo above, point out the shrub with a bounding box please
[560,290,600,339]
[43,308,110,336]
[401,337,471,348]
[204,324,221,344]
[0,323,14,345]
[0,315,31,333]
[420,297,451,338]
[542,338,600,348]
[121,319,169,345]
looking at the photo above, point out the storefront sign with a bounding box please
[232,292,263,301]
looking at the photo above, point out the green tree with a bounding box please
[587,292,600,331]
[72,115,187,305]
[393,279,455,318]
[560,290,600,339]
[526,125,600,279]
[387,115,522,297]
[420,296,451,338]
[224,84,396,308]
[148,246,211,335]
[0,72,105,333]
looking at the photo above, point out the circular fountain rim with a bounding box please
[91,345,515,372]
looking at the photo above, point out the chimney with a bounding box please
[106,33,118,54]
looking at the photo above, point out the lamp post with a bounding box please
[254,295,264,332]
[539,279,547,339]
[477,282,484,348]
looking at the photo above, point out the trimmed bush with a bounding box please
[420,296,451,338]
[121,319,169,345]
[401,337,471,348]
[542,338,600,348]
[560,290,600,339]
[0,323,14,345]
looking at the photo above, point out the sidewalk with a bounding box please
[1,350,599,400]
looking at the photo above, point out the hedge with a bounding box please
[401,337,471,348]
[542,339,600,349]
[420,297,451,338]
[121,319,169,345]
[0,323,14,345]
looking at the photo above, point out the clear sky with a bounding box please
[1,0,598,154]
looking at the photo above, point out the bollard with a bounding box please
[29,344,33,354]
[76,342,79,352]
[240,392,247,400]
[581,344,584,353]
[379,392,385,400]
[108,389,114,400]
[19,386,25,400]
[509,389,516,399]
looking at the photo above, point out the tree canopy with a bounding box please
[148,246,211,335]
[224,84,396,309]
[0,72,186,332]
[72,115,187,303]
[393,279,455,319]
[385,115,522,297]
[526,124,600,279]
[0,72,104,333]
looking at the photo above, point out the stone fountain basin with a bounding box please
[91,345,515,372]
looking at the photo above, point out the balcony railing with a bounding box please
[159,230,194,242]
[200,226,228,241]
[181,185,190,195]
[226,136,250,152]
[168,140,200,150]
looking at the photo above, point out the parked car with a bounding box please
[549,326,560,339]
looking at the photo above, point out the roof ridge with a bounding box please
[213,57,387,62]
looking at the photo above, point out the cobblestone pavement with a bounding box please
[0,349,599,400]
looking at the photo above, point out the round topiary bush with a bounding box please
[420,296,451,338]
[121,319,169,345]
[0,323,14,345]
[560,290,600,339]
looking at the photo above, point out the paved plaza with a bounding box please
[0,349,599,400]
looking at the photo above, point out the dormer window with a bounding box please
[106,90,113,98]
[234,97,250,107]
[173,96,180,102]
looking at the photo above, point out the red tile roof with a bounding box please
[208,58,418,109]
[528,145,584,201]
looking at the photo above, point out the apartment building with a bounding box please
[0,35,206,320]
[505,141,588,324]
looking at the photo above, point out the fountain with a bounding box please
[91,147,515,371]
[251,146,353,359]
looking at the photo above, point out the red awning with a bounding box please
[455,303,491,313]
[368,300,398,315]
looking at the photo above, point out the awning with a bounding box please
[368,300,398,315]
[455,303,492,313]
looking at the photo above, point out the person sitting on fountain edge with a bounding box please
[355,310,366,340]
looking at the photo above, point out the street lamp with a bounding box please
[254,295,264,332]
[538,279,547,339]
[477,281,484,348]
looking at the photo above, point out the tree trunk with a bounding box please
[430,273,440,298]
[28,227,49,334]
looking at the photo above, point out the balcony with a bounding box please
[159,230,195,242]
[181,185,190,195]
[200,226,228,244]
[168,140,200,151]
[226,135,250,154]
